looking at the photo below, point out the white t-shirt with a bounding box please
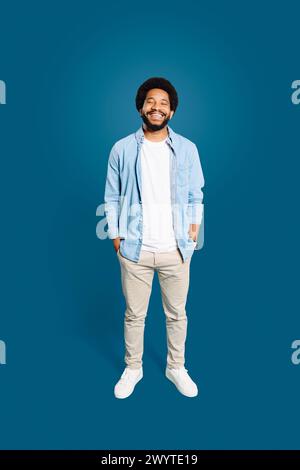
[140,137,178,252]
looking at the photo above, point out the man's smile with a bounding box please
[148,112,165,120]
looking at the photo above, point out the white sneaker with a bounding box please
[166,366,198,397]
[114,367,143,399]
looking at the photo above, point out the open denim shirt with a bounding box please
[104,124,205,263]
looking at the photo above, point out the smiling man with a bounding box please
[0,80,6,105]
[104,77,205,399]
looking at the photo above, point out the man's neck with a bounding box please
[142,124,169,142]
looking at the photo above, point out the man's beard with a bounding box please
[140,112,170,131]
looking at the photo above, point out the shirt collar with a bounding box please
[135,124,176,150]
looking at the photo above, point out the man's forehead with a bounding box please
[146,89,169,100]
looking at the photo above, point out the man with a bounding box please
[104,77,205,399]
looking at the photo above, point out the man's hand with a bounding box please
[188,224,199,242]
[112,237,121,253]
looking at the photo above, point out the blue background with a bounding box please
[0,0,299,450]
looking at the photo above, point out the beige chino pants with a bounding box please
[117,248,191,370]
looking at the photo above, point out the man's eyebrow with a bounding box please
[146,96,169,102]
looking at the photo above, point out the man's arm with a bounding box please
[188,144,205,247]
[104,144,121,251]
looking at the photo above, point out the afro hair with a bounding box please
[135,77,178,113]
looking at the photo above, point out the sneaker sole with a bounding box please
[165,369,198,398]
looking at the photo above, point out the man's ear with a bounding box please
[170,110,175,119]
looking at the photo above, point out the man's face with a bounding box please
[139,88,174,131]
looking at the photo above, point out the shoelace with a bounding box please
[178,367,189,376]
[119,369,139,384]
[173,367,193,382]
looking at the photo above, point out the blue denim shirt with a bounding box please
[104,124,205,263]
